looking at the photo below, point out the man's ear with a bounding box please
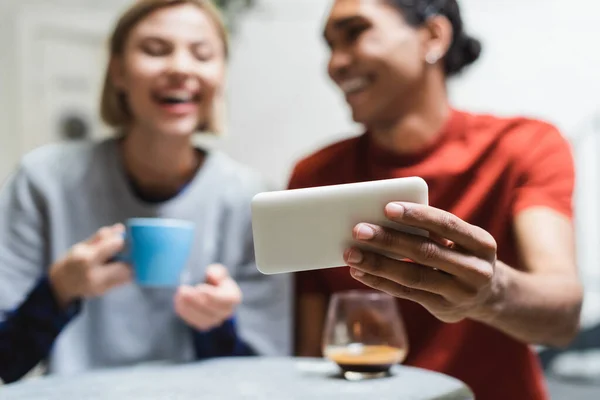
[421,15,453,64]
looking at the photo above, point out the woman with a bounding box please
[0,0,290,384]
[291,1,581,399]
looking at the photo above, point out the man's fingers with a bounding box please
[352,224,493,285]
[349,268,447,313]
[344,248,471,302]
[429,233,455,248]
[384,202,496,260]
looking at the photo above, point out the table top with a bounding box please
[0,357,474,400]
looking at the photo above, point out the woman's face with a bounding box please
[112,4,225,137]
[324,0,429,126]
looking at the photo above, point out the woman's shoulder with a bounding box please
[17,139,114,186]
[207,150,269,198]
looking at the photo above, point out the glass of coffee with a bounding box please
[323,290,408,380]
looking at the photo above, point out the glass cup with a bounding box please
[322,290,409,380]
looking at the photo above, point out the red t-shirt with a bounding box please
[288,109,574,400]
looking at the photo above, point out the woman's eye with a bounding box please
[141,40,170,56]
[192,44,214,61]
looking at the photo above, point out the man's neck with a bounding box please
[367,73,450,155]
[121,127,202,198]
[369,102,450,155]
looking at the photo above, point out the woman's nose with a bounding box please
[166,50,195,77]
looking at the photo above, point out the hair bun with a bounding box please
[444,33,482,76]
[462,36,482,64]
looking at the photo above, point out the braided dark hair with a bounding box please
[387,0,481,76]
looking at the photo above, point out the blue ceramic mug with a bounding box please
[115,218,195,286]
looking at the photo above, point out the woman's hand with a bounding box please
[174,264,241,331]
[344,202,499,323]
[49,224,132,307]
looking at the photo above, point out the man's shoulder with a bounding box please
[466,110,567,150]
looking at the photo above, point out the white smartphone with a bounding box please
[251,176,429,275]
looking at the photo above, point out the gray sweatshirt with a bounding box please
[0,138,291,375]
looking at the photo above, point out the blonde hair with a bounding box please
[100,0,228,134]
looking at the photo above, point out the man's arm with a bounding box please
[344,124,582,347]
[475,207,582,346]
[477,124,582,346]
[345,202,582,347]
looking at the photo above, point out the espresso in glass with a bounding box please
[325,344,406,376]
[322,291,408,380]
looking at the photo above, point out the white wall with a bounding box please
[219,0,358,188]
[0,0,131,185]
[449,0,600,133]
[572,117,600,328]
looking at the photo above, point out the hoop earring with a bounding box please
[426,52,440,65]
